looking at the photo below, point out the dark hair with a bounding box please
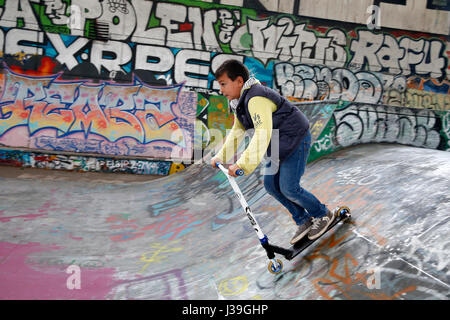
[214,59,249,82]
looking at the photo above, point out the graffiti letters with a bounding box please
[0,0,446,87]
[275,62,385,103]
[0,68,196,159]
[334,103,442,149]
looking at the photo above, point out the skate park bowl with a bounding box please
[0,142,449,300]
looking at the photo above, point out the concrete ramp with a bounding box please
[0,144,449,300]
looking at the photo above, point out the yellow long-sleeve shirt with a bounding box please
[215,96,277,175]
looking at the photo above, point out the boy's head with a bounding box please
[215,59,249,101]
[214,59,249,83]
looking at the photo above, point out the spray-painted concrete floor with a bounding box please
[0,144,449,299]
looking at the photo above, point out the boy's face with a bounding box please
[217,73,244,101]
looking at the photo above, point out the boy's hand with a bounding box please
[228,164,243,177]
[211,157,220,169]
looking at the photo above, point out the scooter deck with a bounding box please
[286,214,350,260]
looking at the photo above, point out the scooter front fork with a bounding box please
[259,235,291,274]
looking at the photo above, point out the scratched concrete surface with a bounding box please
[0,144,449,300]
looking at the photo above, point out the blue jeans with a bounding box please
[264,130,327,226]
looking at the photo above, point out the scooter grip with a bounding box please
[215,163,244,176]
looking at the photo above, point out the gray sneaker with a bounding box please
[290,220,312,244]
[308,209,335,240]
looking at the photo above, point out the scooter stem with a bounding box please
[216,163,265,240]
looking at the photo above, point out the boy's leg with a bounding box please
[278,130,335,240]
[264,171,310,226]
[264,162,313,244]
[278,131,328,219]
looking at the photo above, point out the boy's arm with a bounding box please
[236,96,276,175]
[214,115,246,164]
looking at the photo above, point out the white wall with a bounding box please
[199,0,450,35]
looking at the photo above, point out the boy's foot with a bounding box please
[290,220,312,244]
[308,209,335,240]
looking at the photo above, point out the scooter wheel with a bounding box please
[268,259,283,274]
[338,206,351,218]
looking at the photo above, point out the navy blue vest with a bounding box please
[234,84,310,163]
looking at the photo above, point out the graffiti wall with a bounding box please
[191,0,450,35]
[0,0,448,174]
[307,101,450,163]
[0,147,186,175]
[0,1,447,90]
[0,67,197,161]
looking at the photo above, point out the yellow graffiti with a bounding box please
[169,162,185,174]
[218,276,249,296]
[138,242,183,273]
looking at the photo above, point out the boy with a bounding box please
[210,59,334,243]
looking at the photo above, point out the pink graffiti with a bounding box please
[106,213,146,242]
[0,242,117,299]
[0,199,78,223]
[0,213,47,223]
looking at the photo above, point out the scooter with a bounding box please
[216,163,351,274]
